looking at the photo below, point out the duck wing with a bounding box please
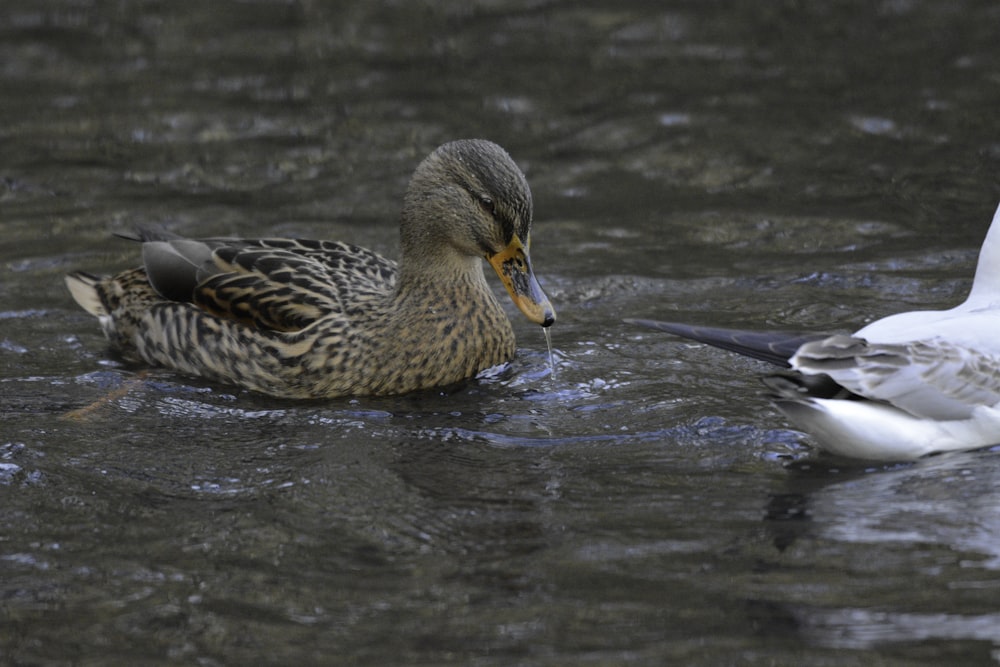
[139,232,397,333]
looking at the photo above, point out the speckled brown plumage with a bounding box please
[66,139,555,398]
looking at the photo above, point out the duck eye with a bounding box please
[477,196,496,217]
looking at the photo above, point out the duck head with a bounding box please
[400,139,556,327]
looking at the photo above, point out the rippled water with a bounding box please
[4,1,1000,664]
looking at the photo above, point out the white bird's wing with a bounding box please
[791,333,1000,421]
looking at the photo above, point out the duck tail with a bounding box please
[65,271,108,317]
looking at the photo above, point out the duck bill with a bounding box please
[487,236,556,327]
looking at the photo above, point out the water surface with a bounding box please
[3,1,1000,664]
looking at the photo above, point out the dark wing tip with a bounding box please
[762,371,853,401]
[626,318,829,368]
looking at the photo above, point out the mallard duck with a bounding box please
[629,202,1000,461]
[66,139,555,399]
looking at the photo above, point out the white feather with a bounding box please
[778,201,1000,459]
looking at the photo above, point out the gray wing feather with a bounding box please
[626,319,827,367]
[792,335,1000,420]
[142,239,217,302]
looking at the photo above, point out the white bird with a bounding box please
[628,202,1000,461]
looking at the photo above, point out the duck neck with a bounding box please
[395,250,493,308]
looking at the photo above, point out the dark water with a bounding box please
[4,1,1000,664]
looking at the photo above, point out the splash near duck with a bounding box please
[66,140,555,398]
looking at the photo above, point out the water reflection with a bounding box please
[802,608,1000,651]
[782,451,1000,567]
[763,452,1000,655]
